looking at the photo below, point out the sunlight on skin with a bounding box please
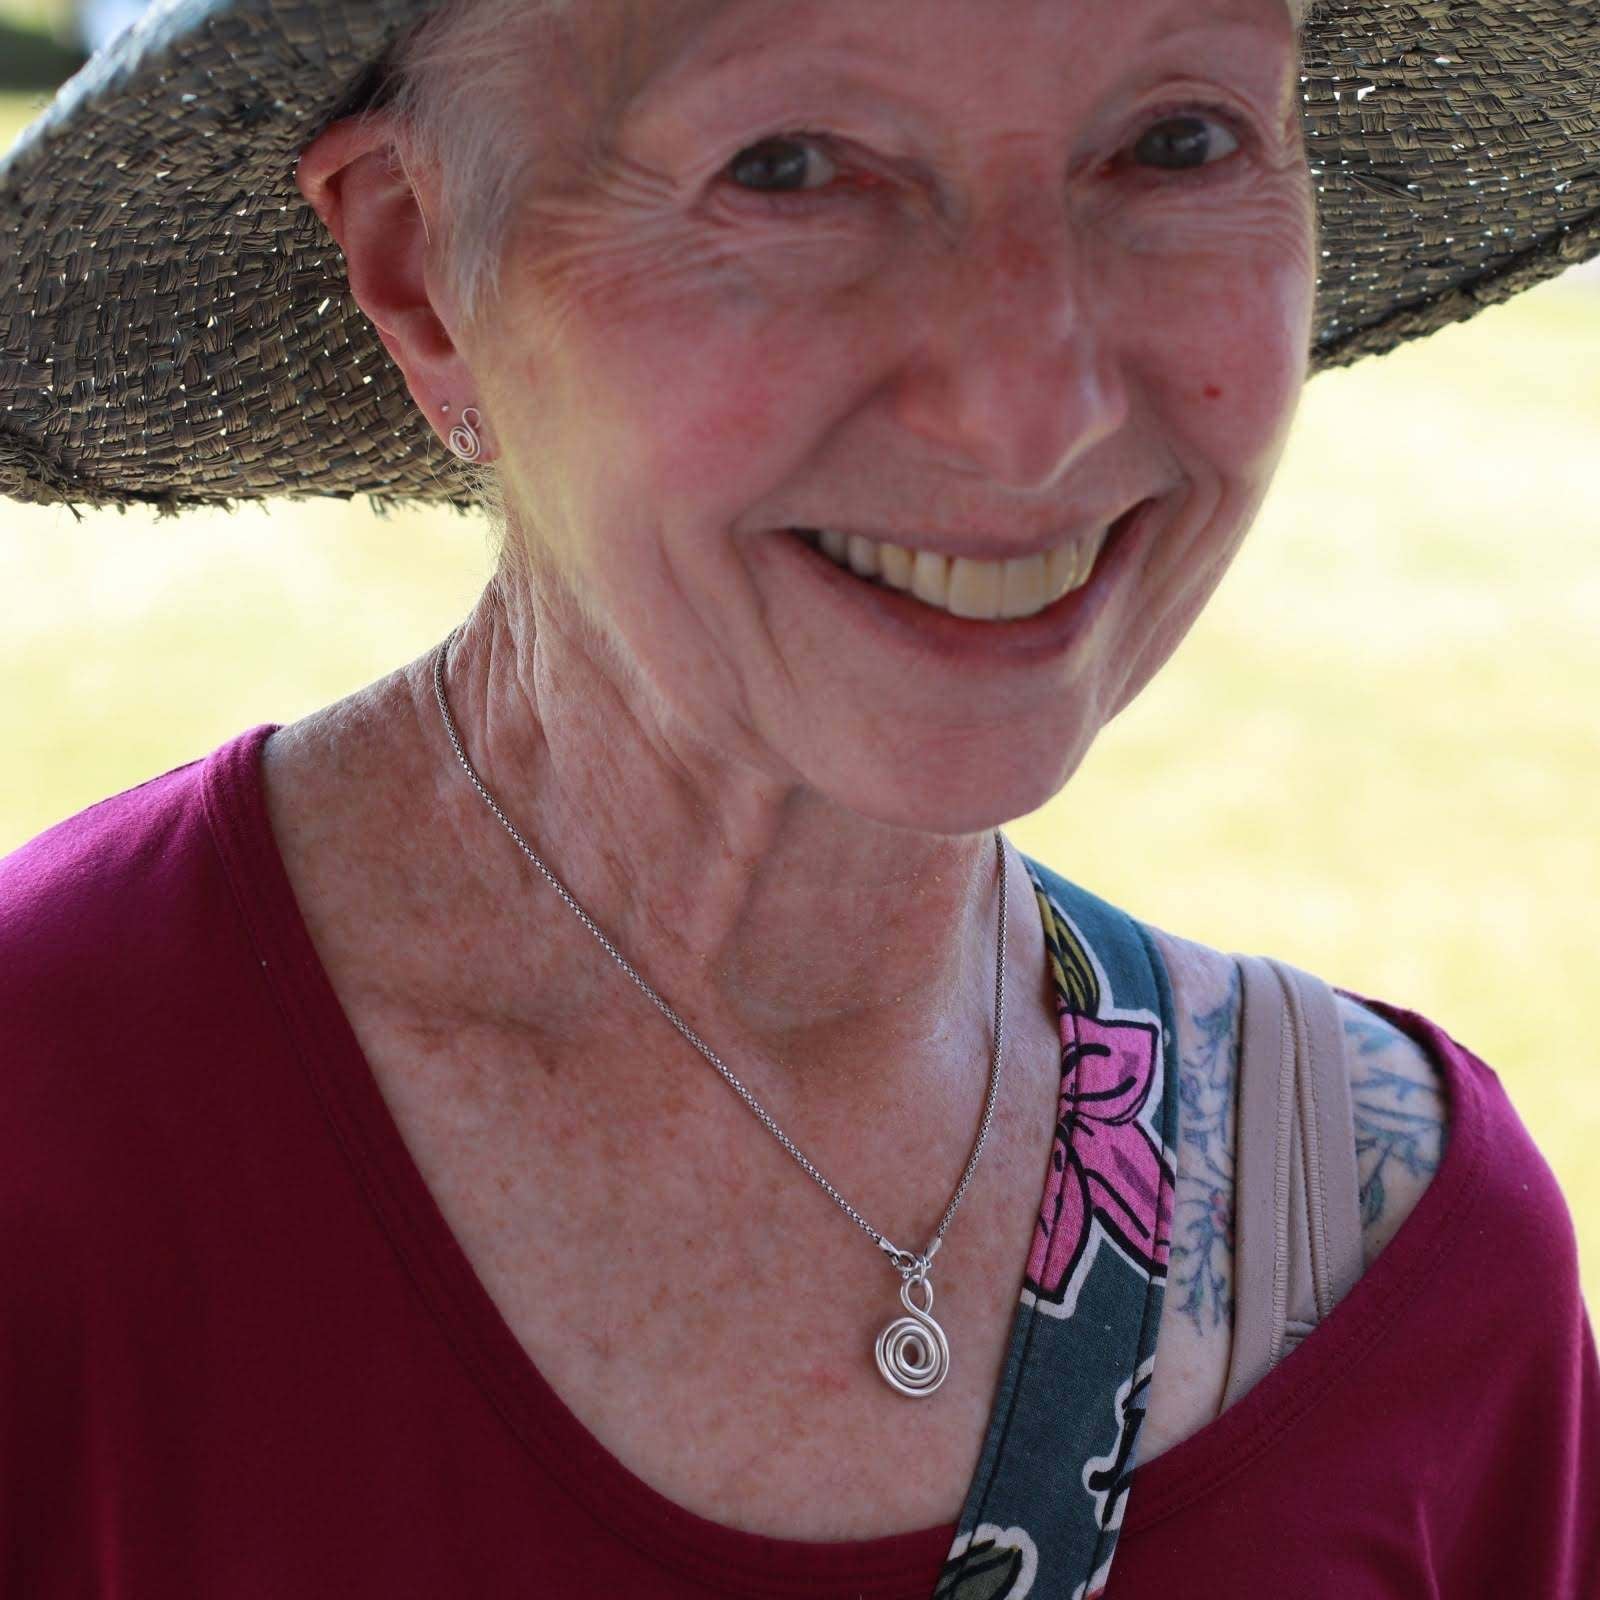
[263,0,1319,1130]
[1,57,1595,1301]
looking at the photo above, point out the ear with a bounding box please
[295,114,495,461]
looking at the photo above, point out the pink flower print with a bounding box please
[1026,1011,1174,1305]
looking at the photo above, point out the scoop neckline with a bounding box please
[204,720,1489,1587]
[212,722,967,1595]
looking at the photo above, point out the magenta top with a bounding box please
[2,723,1596,1597]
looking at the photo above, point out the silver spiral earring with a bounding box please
[442,402,483,462]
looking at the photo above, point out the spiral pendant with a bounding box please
[875,1272,950,1397]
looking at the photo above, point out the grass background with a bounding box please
[0,0,85,90]
[4,86,1598,1306]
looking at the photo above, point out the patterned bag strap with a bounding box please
[1223,954,1363,1407]
[935,860,1180,1600]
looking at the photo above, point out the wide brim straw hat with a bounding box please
[1,0,1596,517]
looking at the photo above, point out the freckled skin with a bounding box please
[293,0,1320,1078]
[281,0,1333,1538]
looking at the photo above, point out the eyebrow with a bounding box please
[623,34,915,134]
[623,48,922,148]
[625,16,1297,137]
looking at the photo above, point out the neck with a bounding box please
[375,582,1046,1111]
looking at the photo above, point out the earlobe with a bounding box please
[442,405,486,462]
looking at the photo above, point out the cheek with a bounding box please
[1095,205,1315,707]
[1198,260,1312,471]
[501,209,891,526]
[1114,197,1317,475]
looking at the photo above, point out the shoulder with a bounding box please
[1,750,211,980]
[2,746,211,898]
[0,749,223,1135]
[1327,988,1451,1267]
[1,750,242,1261]
[1144,926,1450,1277]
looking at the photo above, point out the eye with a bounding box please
[1129,108,1242,173]
[725,135,841,197]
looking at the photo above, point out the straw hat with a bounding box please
[1,0,1595,515]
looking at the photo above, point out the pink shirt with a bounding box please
[3,724,1596,1597]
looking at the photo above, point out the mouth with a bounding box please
[789,523,1111,621]
[779,499,1157,662]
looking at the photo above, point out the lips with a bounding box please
[777,497,1159,665]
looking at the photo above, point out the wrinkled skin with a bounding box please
[293,0,1316,1123]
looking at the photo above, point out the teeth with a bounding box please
[879,541,914,589]
[800,527,1105,620]
[946,552,1003,619]
[1000,553,1050,619]
[846,532,879,579]
[910,549,948,608]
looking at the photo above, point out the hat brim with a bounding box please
[1,0,1596,512]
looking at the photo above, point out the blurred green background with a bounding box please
[0,0,86,89]
[3,43,1598,1313]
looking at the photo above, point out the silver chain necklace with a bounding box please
[431,627,1008,1398]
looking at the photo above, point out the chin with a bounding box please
[811,720,1102,838]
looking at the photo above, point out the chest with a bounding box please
[342,982,1237,1541]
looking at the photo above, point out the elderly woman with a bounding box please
[2,0,1597,1594]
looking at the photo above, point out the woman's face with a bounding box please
[459,0,1316,830]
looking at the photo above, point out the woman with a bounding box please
[1,0,1595,1595]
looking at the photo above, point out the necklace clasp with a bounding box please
[879,1239,935,1282]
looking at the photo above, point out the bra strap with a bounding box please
[1222,954,1364,1410]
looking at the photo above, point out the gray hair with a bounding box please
[367,0,575,543]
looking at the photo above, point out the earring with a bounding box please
[442,402,484,462]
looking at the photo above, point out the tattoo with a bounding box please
[1340,1004,1449,1257]
[1169,962,1240,1336]
[1154,942,1452,1339]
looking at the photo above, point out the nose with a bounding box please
[887,186,1128,494]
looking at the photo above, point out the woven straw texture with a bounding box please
[0,0,1596,514]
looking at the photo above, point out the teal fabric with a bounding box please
[934,855,1181,1600]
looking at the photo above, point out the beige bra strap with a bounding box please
[1221,954,1364,1410]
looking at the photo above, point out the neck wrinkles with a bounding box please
[396,581,1042,1110]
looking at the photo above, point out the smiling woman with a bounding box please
[0,1,1597,1598]
[295,0,1321,858]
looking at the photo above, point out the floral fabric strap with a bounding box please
[934,856,1180,1600]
